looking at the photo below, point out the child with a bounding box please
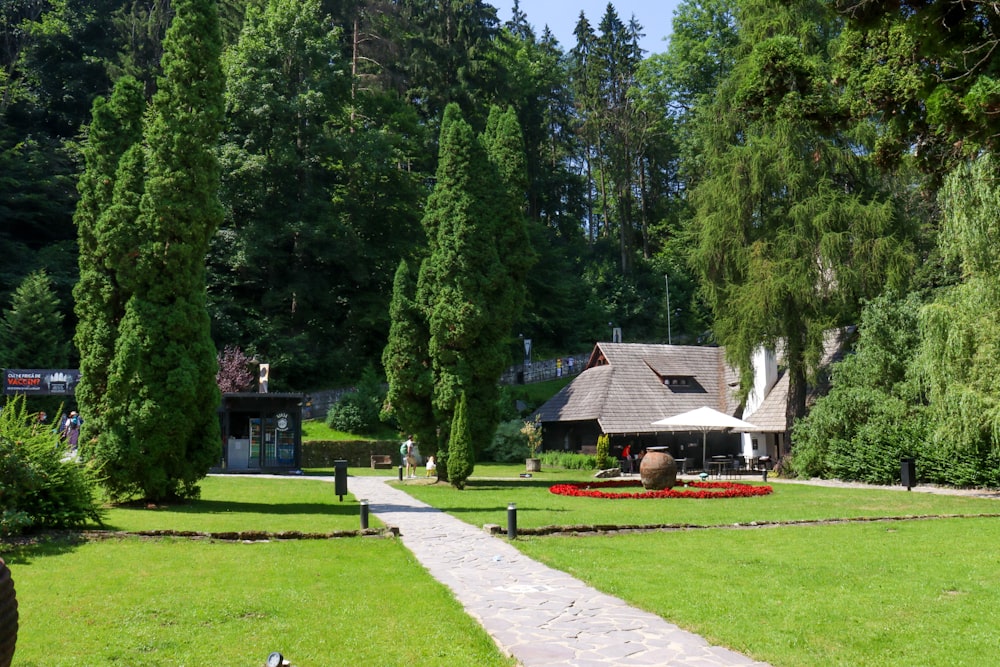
[425,455,437,477]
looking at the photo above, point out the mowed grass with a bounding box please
[396,472,1000,529]
[3,475,515,667]
[396,469,1000,666]
[515,518,1000,667]
[6,538,513,667]
[101,475,374,533]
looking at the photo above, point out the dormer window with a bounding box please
[664,376,690,387]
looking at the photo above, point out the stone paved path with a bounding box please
[345,475,770,667]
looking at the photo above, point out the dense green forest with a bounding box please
[6,0,1000,490]
[2,0,699,389]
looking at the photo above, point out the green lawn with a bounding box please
[100,475,374,533]
[395,470,1000,530]
[11,468,1000,666]
[516,518,1000,667]
[395,469,1000,667]
[3,476,514,667]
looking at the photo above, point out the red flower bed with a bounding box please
[549,479,773,499]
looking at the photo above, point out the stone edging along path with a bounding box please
[11,511,1000,545]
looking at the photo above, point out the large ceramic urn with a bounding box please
[639,450,678,490]
[0,558,16,667]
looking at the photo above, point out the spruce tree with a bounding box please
[98,0,225,501]
[73,76,145,444]
[0,270,68,369]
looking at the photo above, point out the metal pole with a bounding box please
[507,503,517,540]
[360,499,369,530]
[665,274,671,345]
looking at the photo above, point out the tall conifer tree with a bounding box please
[412,103,532,479]
[689,0,915,425]
[97,0,225,501]
[73,76,145,444]
[382,259,436,458]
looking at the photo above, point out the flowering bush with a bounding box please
[549,479,773,499]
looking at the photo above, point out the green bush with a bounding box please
[539,451,599,470]
[325,367,387,434]
[483,419,530,463]
[596,433,612,469]
[0,396,103,535]
[325,399,367,434]
[301,440,398,467]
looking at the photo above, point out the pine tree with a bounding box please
[97,0,225,502]
[446,392,474,489]
[0,270,68,369]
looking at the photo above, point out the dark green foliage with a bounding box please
[212,0,423,385]
[791,293,925,481]
[417,104,504,461]
[446,392,474,489]
[73,76,146,444]
[397,0,501,127]
[324,367,386,435]
[0,269,69,369]
[411,103,534,479]
[325,400,367,436]
[689,0,916,423]
[484,419,530,463]
[96,0,224,502]
[833,0,1000,174]
[0,396,103,536]
[382,260,436,451]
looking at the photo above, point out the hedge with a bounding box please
[301,440,399,468]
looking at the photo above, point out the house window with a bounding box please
[663,377,690,387]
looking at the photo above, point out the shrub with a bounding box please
[0,396,103,536]
[539,451,599,470]
[484,419,529,463]
[325,367,387,435]
[596,433,612,469]
[326,399,368,434]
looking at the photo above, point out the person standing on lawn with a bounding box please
[401,435,417,478]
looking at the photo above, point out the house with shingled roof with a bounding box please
[533,333,851,466]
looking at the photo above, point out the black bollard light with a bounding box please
[507,502,517,540]
[762,469,768,482]
[360,499,369,530]
[398,465,403,481]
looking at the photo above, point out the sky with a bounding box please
[491,0,684,55]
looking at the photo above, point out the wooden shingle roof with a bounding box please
[534,343,742,435]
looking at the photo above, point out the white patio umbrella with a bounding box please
[650,406,760,470]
